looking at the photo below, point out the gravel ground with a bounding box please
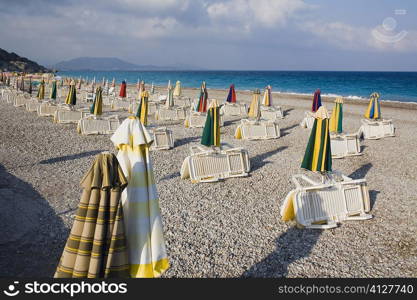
[0,86,416,278]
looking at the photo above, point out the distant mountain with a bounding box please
[0,48,50,73]
[53,57,203,71]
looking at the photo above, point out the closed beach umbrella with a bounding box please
[301,106,332,173]
[329,97,343,134]
[248,89,261,119]
[364,92,381,120]
[111,78,115,88]
[173,81,181,97]
[262,85,272,106]
[28,77,32,95]
[136,91,149,125]
[201,100,221,147]
[54,153,130,278]
[77,78,82,90]
[226,84,236,103]
[37,79,45,100]
[90,86,103,116]
[136,79,140,90]
[167,80,171,90]
[312,89,322,112]
[50,80,57,100]
[165,84,174,109]
[110,117,170,278]
[119,80,127,98]
[137,81,144,100]
[20,76,25,91]
[151,82,155,94]
[195,81,208,112]
[65,80,77,105]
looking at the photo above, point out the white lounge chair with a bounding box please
[77,115,120,135]
[261,106,284,120]
[150,127,174,150]
[358,119,395,140]
[111,99,130,111]
[174,97,192,108]
[330,133,362,159]
[280,172,373,229]
[25,100,41,112]
[85,92,95,102]
[37,102,58,117]
[221,102,248,117]
[13,95,28,107]
[300,111,315,129]
[235,119,281,140]
[180,146,250,183]
[184,111,224,128]
[54,107,89,124]
[155,106,187,121]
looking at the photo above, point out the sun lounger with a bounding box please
[261,106,284,120]
[280,172,373,229]
[85,92,95,102]
[155,106,187,121]
[111,99,130,110]
[37,102,58,117]
[300,111,315,129]
[150,127,174,150]
[221,103,248,117]
[180,146,250,183]
[330,133,362,159]
[25,100,41,112]
[358,119,395,140]
[184,111,224,128]
[54,107,90,124]
[235,119,281,140]
[13,95,28,107]
[174,97,192,108]
[77,115,120,135]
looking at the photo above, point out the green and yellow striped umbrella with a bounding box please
[165,84,174,108]
[301,106,332,173]
[364,92,381,120]
[65,80,77,105]
[329,97,343,134]
[248,89,261,119]
[90,86,103,116]
[37,79,45,100]
[136,91,149,126]
[50,80,57,100]
[201,100,221,147]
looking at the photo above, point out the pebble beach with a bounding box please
[0,85,416,278]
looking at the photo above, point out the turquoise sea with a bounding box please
[57,71,417,103]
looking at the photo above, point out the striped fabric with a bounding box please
[195,81,208,112]
[329,97,343,133]
[91,86,103,115]
[65,82,77,105]
[364,92,381,120]
[201,100,221,147]
[312,89,322,112]
[37,80,45,100]
[248,89,261,119]
[136,91,149,126]
[55,153,130,278]
[111,117,169,278]
[226,84,236,103]
[50,80,57,100]
[262,85,272,106]
[301,106,332,173]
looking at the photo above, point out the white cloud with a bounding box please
[301,21,417,53]
[207,0,308,29]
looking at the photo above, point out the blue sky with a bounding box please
[0,0,416,70]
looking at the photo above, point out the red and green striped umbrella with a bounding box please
[201,100,221,147]
[301,106,332,173]
[195,81,208,112]
[312,89,322,112]
[226,84,236,103]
